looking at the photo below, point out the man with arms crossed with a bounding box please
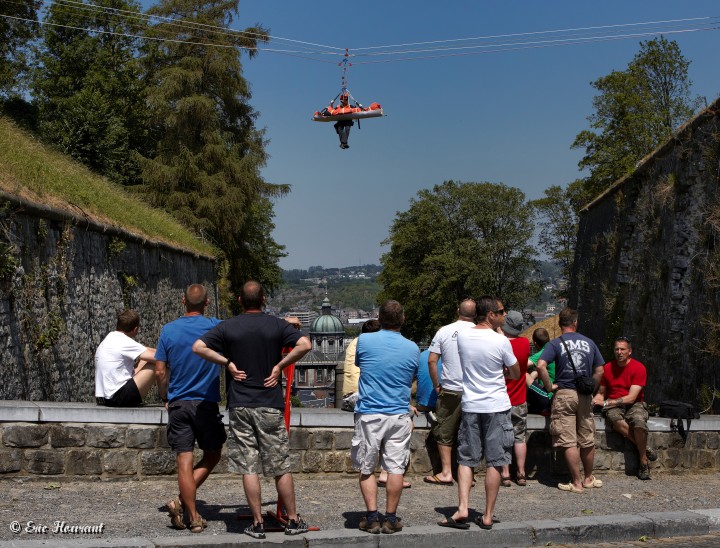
[155,284,225,533]
[424,298,476,486]
[95,309,157,407]
[593,336,657,480]
[192,281,312,539]
[352,300,419,534]
[536,307,605,493]
[440,296,520,530]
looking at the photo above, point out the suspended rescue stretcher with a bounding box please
[312,89,384,122]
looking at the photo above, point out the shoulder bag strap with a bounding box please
[559,335,581,377]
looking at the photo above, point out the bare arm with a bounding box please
[602,384,642,409]
[191,339,247,381]
[428,352,441,394]
[138,347,156,363]
[154,360,169,403]
[592,384,607,406]
[536,359,554,392]
[264,336,312,387]
[504,361,521,381]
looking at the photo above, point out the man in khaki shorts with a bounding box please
[424,299,476,485]
[352,300,419,534]
[193,281,312,539]
[536,308,605,493]
[593,336,657,480]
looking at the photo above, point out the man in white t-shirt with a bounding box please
[95,309,157,406]
[424,299,476,486]
[439,296,519,531]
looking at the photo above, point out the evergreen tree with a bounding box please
[32,0,148,184]
[378,180,539,342]
[0,0,41,98]
[572,37,698,196]
[138,0,287,298]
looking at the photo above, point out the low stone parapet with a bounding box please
[0,400,718,479]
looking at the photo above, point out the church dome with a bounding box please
[310,297,344,334]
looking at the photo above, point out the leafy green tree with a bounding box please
[572,36,698,196]
[138,0,287,300]
[32,0,148,184]
[378,180,540,342]
[530,180,587,290]
[0,0,41,97]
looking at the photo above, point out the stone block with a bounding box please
[126,426,158,449]
[410,445,432,474]
[66,449,102,475]
[158,427,170,448]
[689,432,707,450]
[697,450,716,470]
[323,451,345,472]
[0,449,22,472]
[303,450,323,473]
[104,450,138,475]
[605,431,626,451]
[409,430,427,451]
[680,450,698,469]
[141,450,177,475]
[592,450,611,471]
[344,454,355,473]
[26,449,64,475]
[212,452,229,474]
[311,430,334,450]
[51,425,86,447]
[707,432,720,450]
[334,431,353,450]
[3,425,49,447]
[87,425,126,448]
[640,510,710,538]
[289,428,310,450]
[661,448,681,469]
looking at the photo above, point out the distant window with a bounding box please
[297,369,307,385]
[316,369,325,383]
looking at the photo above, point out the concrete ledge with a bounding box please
[691,509,720,531]
[2,401,715,431]
[640,510,710,538]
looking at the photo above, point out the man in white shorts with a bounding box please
[351,300,419,535]
[95,309,157,407]
[439,295,520,531]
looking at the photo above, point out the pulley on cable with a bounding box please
[312,49,384,149]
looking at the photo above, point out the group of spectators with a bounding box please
[93,284,657,538]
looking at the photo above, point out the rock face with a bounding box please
[0,195,216,402]
[570,99,720,406]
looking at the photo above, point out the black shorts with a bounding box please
[98,378,142,407]
[167,400,227,453]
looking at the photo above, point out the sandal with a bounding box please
[167,497,186,530]
[188,514,205,534]
[500,476,512,487]
[516,474,527,486]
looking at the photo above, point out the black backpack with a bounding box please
[658,400,699,444]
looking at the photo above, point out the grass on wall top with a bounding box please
[0,115,216,258]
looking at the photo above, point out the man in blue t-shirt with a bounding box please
[352,300,419,535]
[416,349,442,413]
[155,284,225,533]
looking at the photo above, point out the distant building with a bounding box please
[286,309,318,329]
[292,297,344,408]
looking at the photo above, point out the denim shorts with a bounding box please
[457,410,514,468]
[228,407,290,477]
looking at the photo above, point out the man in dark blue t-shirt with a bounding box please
[156,284,225,533]
[192,281,311,539]
[536,308,604,494]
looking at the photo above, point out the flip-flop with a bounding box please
[558,482,585,493]
[438,517,470,530]
[167,497,186,530]
[423,475,454,486]
[475,513,498,530]
[582,475,603,488]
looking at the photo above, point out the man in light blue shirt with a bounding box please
[352,300,419,535]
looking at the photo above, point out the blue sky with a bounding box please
[169,1,720,269]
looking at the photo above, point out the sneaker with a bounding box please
[359,516,382,534]
[382,517,403,534]
[638,463,651,480]
[284,515,309,535]
[646,447,658,462]
[244,522,265,539]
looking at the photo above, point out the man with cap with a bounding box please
[499,311,530,487]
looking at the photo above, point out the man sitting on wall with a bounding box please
[95,309,157,407]
[592,336,658,480]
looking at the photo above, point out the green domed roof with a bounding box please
[310,297,344,334]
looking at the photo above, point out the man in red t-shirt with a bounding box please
[500,311,530,487]
[592,337,657,480]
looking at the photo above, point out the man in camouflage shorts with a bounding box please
[193,281,312,539]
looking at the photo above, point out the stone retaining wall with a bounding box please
[1,403,719,479]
